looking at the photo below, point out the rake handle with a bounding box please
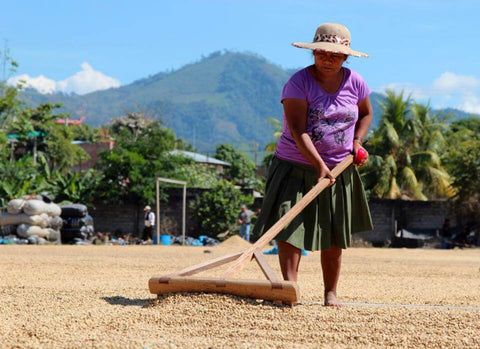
[222,155,354,279]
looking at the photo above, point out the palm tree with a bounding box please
[262,117,282,166]
[362,90,453,200]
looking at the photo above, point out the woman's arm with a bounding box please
[283,98,335,184]
[353,96,373,166]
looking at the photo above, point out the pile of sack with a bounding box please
[0,195,62,244]
[59,204,94,244]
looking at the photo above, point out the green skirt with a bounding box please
[252,157,373,251]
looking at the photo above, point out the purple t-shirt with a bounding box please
[274,66,370,168]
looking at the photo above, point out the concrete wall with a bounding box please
[89,188,208,237]
[356,199,452,244]
[90,189,454,243]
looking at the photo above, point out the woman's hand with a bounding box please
[315,163,336,185]
[353,140,369,167]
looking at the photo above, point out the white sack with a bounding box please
[23,200,49,216]
[7,198,26,215]
[26,226,50,238]
[0,213,49,226]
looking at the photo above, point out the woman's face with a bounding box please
[313,50,347,74]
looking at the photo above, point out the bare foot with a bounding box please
[324,291,342,307]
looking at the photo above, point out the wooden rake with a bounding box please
[149,155,354,306]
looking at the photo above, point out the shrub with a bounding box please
[190,181,253,238]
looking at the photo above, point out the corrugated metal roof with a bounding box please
[168,150,231,166]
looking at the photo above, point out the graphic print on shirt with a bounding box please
[307,104,327,142]
[307,105,356,145]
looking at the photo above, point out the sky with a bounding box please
[1,0,480,113]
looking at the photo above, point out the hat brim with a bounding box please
[292,42,368,58]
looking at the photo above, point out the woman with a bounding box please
[253,23,373,306]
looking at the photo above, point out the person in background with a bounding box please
[441,218,451,238]
[143,205,155,241]
[441,218,453,249]
[237,204,255,242]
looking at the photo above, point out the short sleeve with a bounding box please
[353,71,370,103]
[281,70,307,102]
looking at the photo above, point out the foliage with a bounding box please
[214,143,256,186]
[443,117,480,218]
[263,116,282,167]
[172,164,220,189]
[0,85,22,130]
[96,112,216,203]
[69,124,101,142]
[174,137,196,151]
[110,111,156,142]
[190,181,253,237]
[0,67,92,203]
[3,98,89,168]
[36,153,103,206]
[0,155,45,200]
[362,90,453,200]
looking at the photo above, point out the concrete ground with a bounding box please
[0,244,479,348]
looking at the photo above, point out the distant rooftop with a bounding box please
[168,150,230,167]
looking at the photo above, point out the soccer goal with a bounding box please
[155,177,187,246]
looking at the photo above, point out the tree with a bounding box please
[444,140,480,218]
[443,116,480,218]
[110,111,156,142]
[69,124,101,142]
[262,116,282,166]
[214,143,256,186]
[190,181,253,237]
[96,111,217,204]
[6,102,88,168]
[446,116,480,146]
[0,84,21,130]
[361,90,453,200]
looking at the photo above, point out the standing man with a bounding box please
[237,204,254,242]
[143,205,155,242]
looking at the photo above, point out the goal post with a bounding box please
[155,177,187,246]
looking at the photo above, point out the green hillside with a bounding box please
[19,51,476,155]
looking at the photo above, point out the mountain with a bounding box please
[19,51,477,155]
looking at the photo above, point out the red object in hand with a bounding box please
[354,147,368,164]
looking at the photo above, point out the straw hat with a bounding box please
[292,23,368,58]
[144,205,151,211]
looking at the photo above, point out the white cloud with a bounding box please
[380,82,430,101]
[461,95,480,114]
[380,72,480,114]
[432,72,480,92]
[7,74,57,94]
[7,62,121,95]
